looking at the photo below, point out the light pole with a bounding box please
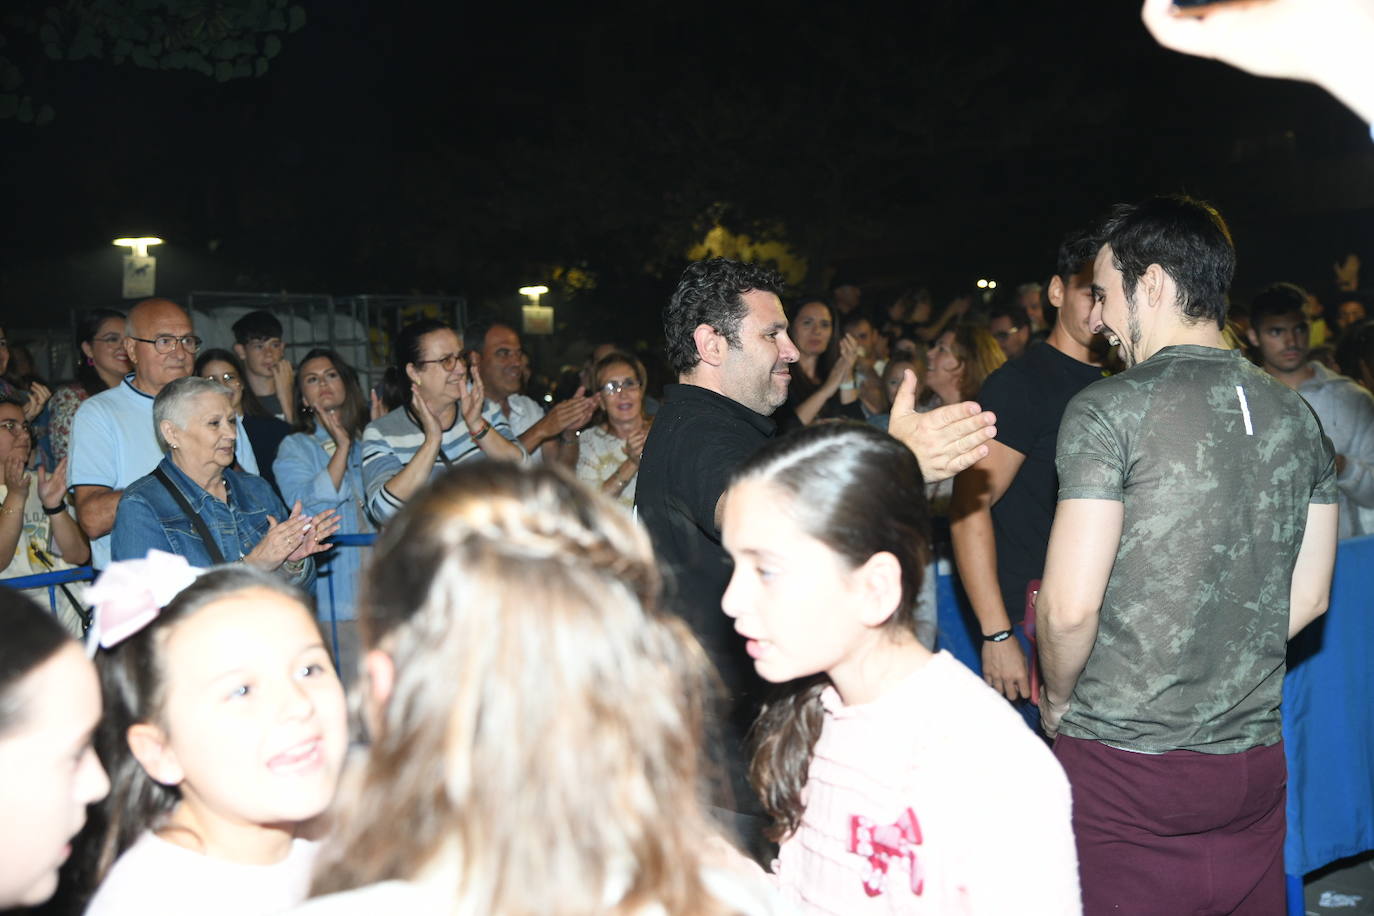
[519,285,552,336]
[113,237,163,299]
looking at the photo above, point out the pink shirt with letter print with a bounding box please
[772,651,1080,915]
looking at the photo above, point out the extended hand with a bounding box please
[888,370,996,482]
[982,636,1030,701]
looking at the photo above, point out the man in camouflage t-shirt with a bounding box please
[1037,196,1339,914]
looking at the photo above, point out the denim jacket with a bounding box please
[110,456,314,588]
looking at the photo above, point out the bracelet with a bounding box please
[0,504,17,517]
[42,502,65,516]
[282,558,306,574]
[983,629,1014,643]
[470,419,492,441]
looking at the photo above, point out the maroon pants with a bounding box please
[1054,736,1286,916]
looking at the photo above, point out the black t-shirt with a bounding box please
[977,342,1105,623]
[635,384,773,703]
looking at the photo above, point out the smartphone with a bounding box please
[1171,0,1273,17]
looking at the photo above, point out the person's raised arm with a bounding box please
[458,373,524,462]
[794,335,859,426]
[0,457,30,569]
[39,459,89,566]
[949,440,1029,699]
[1289,502,1338,638]
[1142,0,1374,123]
[1036,497,1124,738]
[887,369,996,482]
[522,389,597,463]
[376,389,446,509]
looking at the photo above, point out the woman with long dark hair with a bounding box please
[720,422,1077,913]
[274,348,376,677]
[45,310,125,464]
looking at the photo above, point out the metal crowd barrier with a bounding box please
[0,534,380,668]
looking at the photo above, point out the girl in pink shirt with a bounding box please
[721,423,1080,915]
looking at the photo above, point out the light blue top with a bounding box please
[69,375,258,568]
[274,427,373,621]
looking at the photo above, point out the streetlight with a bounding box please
[113,237,163,299]
[519,285,553,336]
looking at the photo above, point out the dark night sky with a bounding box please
[2,0,1372,345]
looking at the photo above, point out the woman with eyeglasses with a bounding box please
[193,348,293,494]
[0,397,91,634]
[362,319,522,525]
[575,351,652,508]
[48,310,130,466]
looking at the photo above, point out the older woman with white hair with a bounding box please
[109,376,340,584]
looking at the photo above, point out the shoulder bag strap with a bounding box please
[152,467,228,565]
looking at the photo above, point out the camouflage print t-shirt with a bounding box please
[1055,345,1336,753]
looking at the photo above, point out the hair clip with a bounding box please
[85,550,204,654]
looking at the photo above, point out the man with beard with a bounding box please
[1037,196,1338,913]
[636,257,998,856]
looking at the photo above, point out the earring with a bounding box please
[86,357,94,366]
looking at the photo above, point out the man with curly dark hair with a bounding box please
[637,256,997,858]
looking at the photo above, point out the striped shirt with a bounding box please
[361,401,517,524]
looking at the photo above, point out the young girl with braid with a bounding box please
[721,423,1080,914]
[296,463,788,915]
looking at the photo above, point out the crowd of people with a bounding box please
[0,186,1363,915]
[2,1,1373,910]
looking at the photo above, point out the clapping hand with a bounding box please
[317,406,351,450]
[3,454,29,502]
[22,383,50,422]
[37,457,67,511]
[411,385,444,442]
[547,387,598,435]
[457,368,487,431]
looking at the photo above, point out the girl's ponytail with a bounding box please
[749,676,828,841]
[90,646,180,881]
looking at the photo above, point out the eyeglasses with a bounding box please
[204,372,240,386]
[0,420,32,436]
[991,328,1021,341]
[415,353,463,372]
[93,333,124,347]
[129,335,202,355]
[599,378,641,396]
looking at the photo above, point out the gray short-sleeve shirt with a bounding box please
[1055,345,1336,753]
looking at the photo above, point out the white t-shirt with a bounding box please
[502,393,546,463]
[69,375,258,568]
[85,833,317,915]
[774,651,1080,914]
[0,484,87,635]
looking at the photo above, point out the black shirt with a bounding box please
[635,383,773,703]
[977,341,1105,623]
